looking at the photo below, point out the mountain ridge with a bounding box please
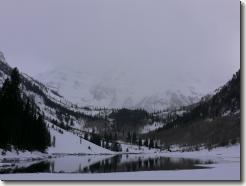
[0,51,240,150]
[36,66,204,111]
[145,69,240,147]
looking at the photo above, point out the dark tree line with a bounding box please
[162,70,240,130]
[110,108,149,128]
[126,131,159,149]
[146,70,240,148]
[88,131,122,152]
[0,68,51,152]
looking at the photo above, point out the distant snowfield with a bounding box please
[36,66,204,111]
[0,144,240,181]
[140,122,164,134]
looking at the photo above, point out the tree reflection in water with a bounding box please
[0,154,215,174]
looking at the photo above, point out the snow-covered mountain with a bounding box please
[0,52,110,135]
[36,66,204,111]
[0,53,164,154]
[0,51,6,64]
[0,52,120,154]
[147,69,240,146]
[0,51,240,154]
[0,52,164,142]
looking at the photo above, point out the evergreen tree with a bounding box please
[114,133,118,141]
[144,139,149,147]
[105,140,110,149]
[109,133,113,141]
[127,132,131,143]
[70,119,74,126]
[91,133,101,146]
[84,133,88,140]
[154,141,159,149]
[52,136,56,147]
[111,142,122,152]
[138,138,142,147]
[149,139,154,149]
[132,132,137,144]
[0,67,51,152]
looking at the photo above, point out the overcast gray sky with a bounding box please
[0,0,240,92]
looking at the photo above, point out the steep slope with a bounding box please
[0,53,114,154]
[0,53,161,144]
[47,122,113,154]
[0,56,111,127]
[146,70,240,147]
[165,69,240,129]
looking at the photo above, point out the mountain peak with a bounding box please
[36,66,204,111]
[0,51,7,64]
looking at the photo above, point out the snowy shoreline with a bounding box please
[0,150,53,163]
[0,144,240,181]
[0,144,240,162]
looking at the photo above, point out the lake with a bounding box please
[0,154,215,174]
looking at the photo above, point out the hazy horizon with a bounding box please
[0,0,240,101]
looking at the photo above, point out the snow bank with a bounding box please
[48,126,114,155]
[119,142,161,154]
[0,125,114,163]
[161,144,240,160]
[140,122,164,134]
[0,144,240,180]
[1,161,240,180]
[0,149,50,162]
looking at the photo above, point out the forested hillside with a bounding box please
[145,70,240,148]
[0,68,51,152]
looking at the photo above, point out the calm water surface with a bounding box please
[0,154,215,174]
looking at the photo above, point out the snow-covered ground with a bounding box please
[1,163,238,181]
[0,144,240,180]
[0,129,160,163]
[47,123,113,155]
[140,122,164,134]
[0,149,51,164]
[163,144,240,160]
[0,125,114,164]
[120,142,161,154]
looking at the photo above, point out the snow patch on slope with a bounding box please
[47,123,114,155]
[140,122,164,134]
[119,142,161,154]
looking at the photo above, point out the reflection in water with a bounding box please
[0,161,50,174]
[0,154,215,174]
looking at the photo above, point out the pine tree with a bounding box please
[52,136,56,147]
[132,132,137,144]
[144,139,149,147]
[114,133,118,141]
[138,138,142,146]
[84,133,88,140]
[127,132,131,143]
[149,139,154,149]
[112,142,122,152]
[0,67,51,151]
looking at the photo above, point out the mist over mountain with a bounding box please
[36,65,206,111]
[0,0,241,180]
[0,0,239,112]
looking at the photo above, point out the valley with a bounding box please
[0,52,241,180]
